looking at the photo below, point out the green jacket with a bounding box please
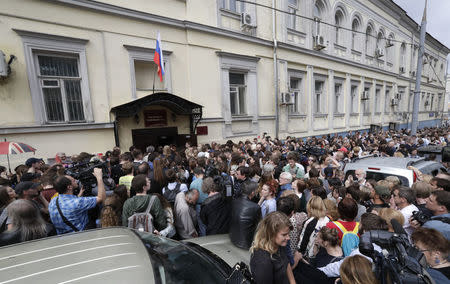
[122,194,167,231]
[282,164,305,178]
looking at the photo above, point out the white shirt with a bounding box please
[162,182,188,195]
[400,203,418,236]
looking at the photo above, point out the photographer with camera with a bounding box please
[49,168,106,234]
[411,190,450,241]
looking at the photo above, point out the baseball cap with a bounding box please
[338,147,348,153]
[375,185,390,198]
[14,181,39,196]
[25,157,42,167]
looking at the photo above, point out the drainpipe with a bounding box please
[272,0,279,139]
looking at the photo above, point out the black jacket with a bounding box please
[200,193,230,235]
[229,196,261,249]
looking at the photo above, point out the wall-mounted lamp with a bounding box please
[0,51,16,78]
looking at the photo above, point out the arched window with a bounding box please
[313,0,326,34]
[335,10,344,45]
[400,42,406,71]
[386,33,395,63]
[365,24,374,55]
[376,31,385,58]
[351,18,360,50]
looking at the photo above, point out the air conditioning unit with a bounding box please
[313,35,326,50]
[241,12,256,28]
[375,48,384,58]
[399,67,405,74]
[280,92,294,105]
[361,91,370,100]
[391,98,399,106]
[386,39,394,48]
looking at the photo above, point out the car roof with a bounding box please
[346,156,423,168]
[0,227,153,284]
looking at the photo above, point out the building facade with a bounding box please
[0,0,448,164]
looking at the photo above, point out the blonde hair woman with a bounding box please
[340,255,378,284]
[378,208,405,232]
[297,196,330,260]
[250,211,293,284]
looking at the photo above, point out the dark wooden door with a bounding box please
[132,127,178,152]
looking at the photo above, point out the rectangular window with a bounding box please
[229,72,246,115]
[315,80,324,113]
[287,0,298,30]
[351,85,358,114]
[362,87,370,114]
[375,88,380,113]
[334,83,342,113]
[36,54,85,122]
[221,0,244,13]
[289,77,301,114]
[385,89,391,113]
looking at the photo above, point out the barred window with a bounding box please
[36,54,85,122]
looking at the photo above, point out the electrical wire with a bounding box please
[236,0,420,46]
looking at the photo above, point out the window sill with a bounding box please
[313,113,328,118]
[219,8,241,20]
[334,43,347,51]
[363,113,371,116]
[288,114,307,118]
[365,55,374,60]
[374,112,382,115]
[350,113,359,117]
[351,49,362,56]
[231,115,252,121]
[0,122,114,134]
[387,62,393,67]
[287,28,306,38]
[333,113,345,117]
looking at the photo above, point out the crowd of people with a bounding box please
[0,126,450,283]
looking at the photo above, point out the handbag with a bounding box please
[225,262,254,284]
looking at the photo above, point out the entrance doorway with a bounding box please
[131,127,197,151]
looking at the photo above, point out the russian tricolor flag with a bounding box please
[154,31,165,82]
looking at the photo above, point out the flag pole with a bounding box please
[4,138,11,173]
[152,67,156,94]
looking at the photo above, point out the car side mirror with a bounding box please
[442,146,450,163]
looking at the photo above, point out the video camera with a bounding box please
[359,230,434,284]
[65,160,108,195]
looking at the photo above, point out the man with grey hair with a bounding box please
[174,189,199,239]
[392,186,418,236]
[278,172,293,199]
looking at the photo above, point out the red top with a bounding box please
[326,221,359,244]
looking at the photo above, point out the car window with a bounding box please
[135,231,226,283]
[345,170,409,186]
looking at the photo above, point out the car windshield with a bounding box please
[134,231,226,283]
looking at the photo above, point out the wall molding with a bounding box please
[0,123,114,134]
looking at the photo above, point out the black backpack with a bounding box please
[163,183,181,205]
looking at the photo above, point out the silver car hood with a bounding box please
[185,234,251,267]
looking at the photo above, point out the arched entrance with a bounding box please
[110,92,203,151]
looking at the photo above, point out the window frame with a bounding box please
[288,72,304,115]
[287,0,299,30]
[221,0,245,14]
[229,72,247,116]
[334,81,343,114]
[15,29,93,124]
[34,52,85,123]
[314,79,325,114]
[350,84,359,114]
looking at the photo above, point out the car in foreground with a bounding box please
[344,156,446,187]
[0,227,251,284]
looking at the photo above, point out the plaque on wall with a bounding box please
[144,110,167,127]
